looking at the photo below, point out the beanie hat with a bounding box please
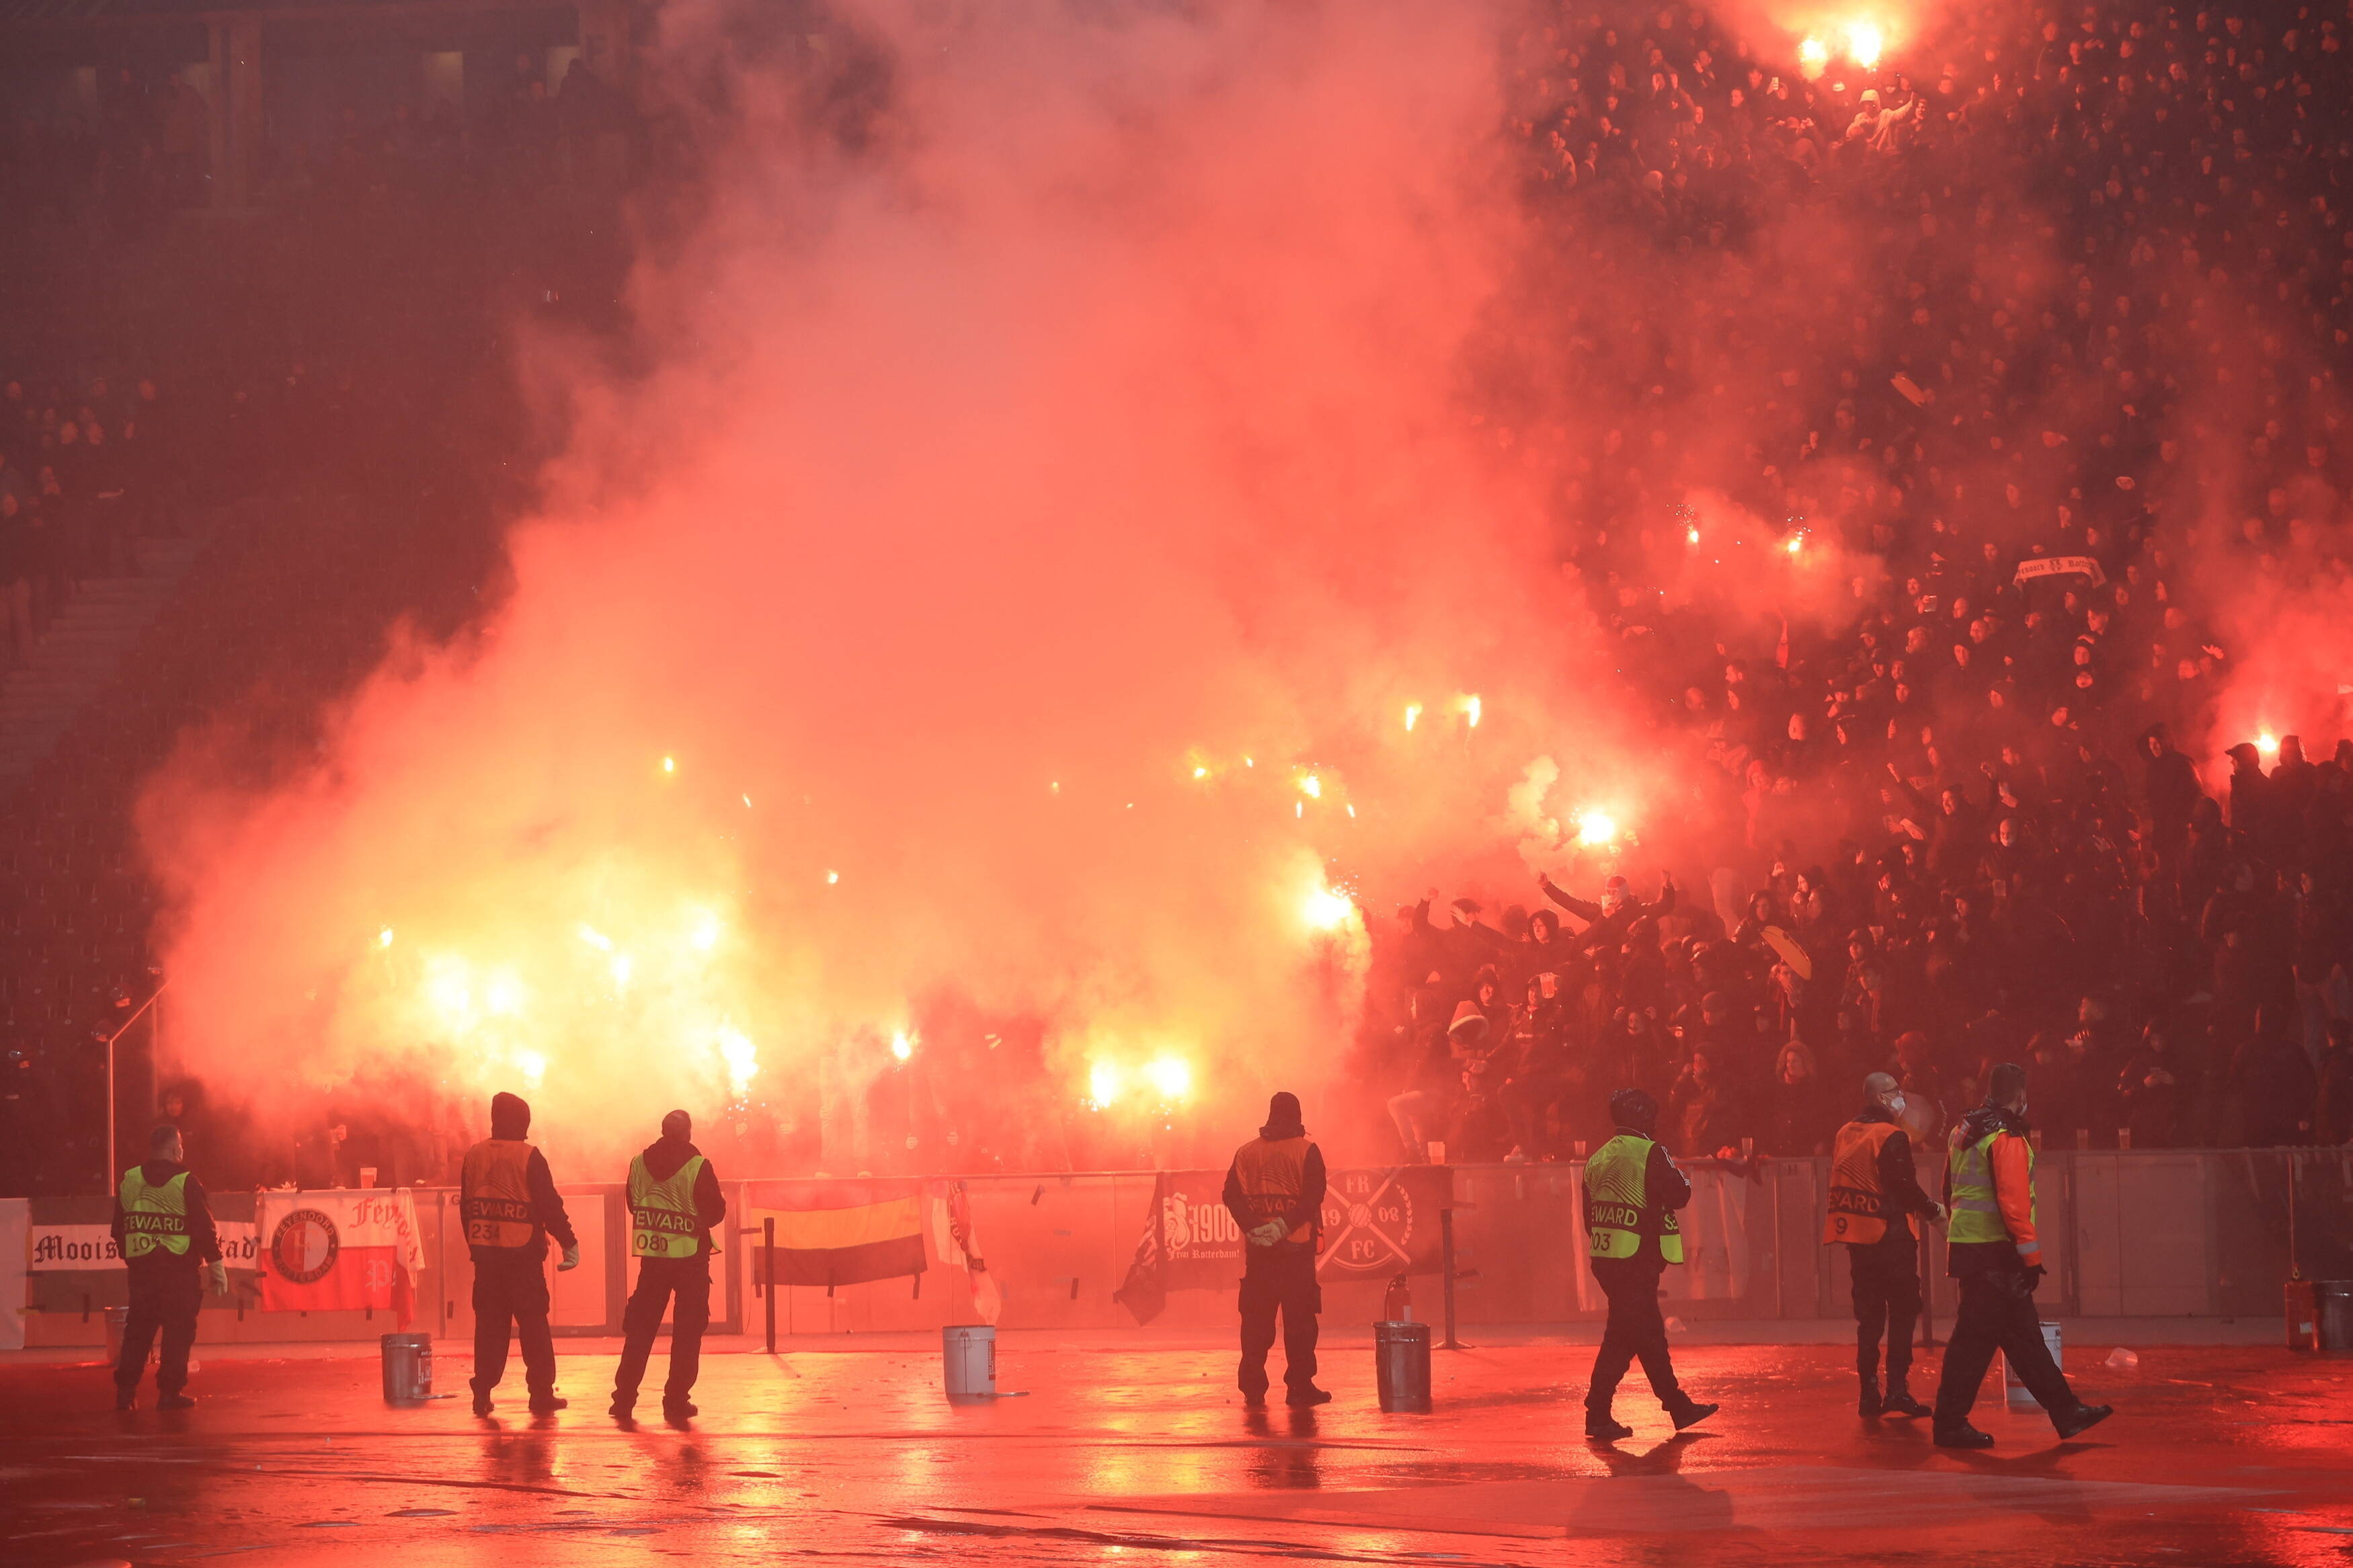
[1449,1001,1491,1040]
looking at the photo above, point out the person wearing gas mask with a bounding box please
[1932,1063,2115,1447]
[1823,1072,1946,1418]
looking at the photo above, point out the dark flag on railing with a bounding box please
[1114,1165,1450,1325]
[1112,1173,1174,1325]
[743,1179,928,1288]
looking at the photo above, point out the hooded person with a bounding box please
[1931,1065,2112,1446]
[1823,1073,1947,1419]
[459,1091,579,1416]
[611,1110,728,1422]
[2139,723,2202,871]
[1581,1087,1716,1439]
[2225,741,2271,850]
[1220,1092,1330,1407]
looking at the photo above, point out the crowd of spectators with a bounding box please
[0,358,381,669]
[0,51,637,233]
[1358,0,2353,1163]
[19,1,2353,1182]
[0,374,172,665]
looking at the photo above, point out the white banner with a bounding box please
[1571,1164,1756,1311]
[0,1198,24,1350]
[216,1221,260,1269]
[29,1223,123,1272]
[26,1219,260,1272]
[1665,1169,1754,1303]
[2014,554,2107,587]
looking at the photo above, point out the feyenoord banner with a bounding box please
[257,1190,426,1327]
[1114,1165,1449,1324]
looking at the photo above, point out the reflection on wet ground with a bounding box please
[3,1337,2348,1565]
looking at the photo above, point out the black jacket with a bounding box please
[475,1091,577,1260]
[1540,875,1677,957]
[110,1157,223,1267]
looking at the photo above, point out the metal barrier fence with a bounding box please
[1447,1147,2353,1326]
[13,1149,2348,1346]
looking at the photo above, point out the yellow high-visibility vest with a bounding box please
[1584,1134,1685,1264]
[629,1153,707,1260]
[1948,1128,2032,1245]
[120,1168,190,1258]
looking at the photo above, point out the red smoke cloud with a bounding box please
[138,0,1646,1168]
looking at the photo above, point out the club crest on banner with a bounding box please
[269,1208,341,1285]
[1316,1167,1421,1278]
[1115,1165,1451,1323]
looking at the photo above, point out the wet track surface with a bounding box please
[4,1335,2349,1566]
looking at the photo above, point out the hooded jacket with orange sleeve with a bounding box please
[1945,1104,2042,1276]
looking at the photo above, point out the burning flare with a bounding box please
[1301,885,1356,932]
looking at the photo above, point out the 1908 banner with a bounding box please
[1113,1165,1449,1323]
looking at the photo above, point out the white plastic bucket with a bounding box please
[943,1324,996,1402]
[2001,1321,2063,1408]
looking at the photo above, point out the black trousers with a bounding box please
[116,1260,202,1396]
[613,1255,712,1407]
[1587,1255,1686,1413]
[1505,1072,1574,1158]
[1933,1270,2079,1427]
[1237,1243,1320,1398]
[471,1249,557,1398]
[1847,1231,1923,1392]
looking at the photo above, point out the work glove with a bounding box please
[2022,1263,2046,1292]
[559,1244,582,1272]
[207,1260,229,1295]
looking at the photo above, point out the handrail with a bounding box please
[102,982,167,1192]
[102,982,167,1048]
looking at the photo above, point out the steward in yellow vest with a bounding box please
[459,1091,578,1417]
[1931,1063,2114,1448]
[1824,1071,1945,1419]
[110,1123,226,1411]
[1221,1091,1329,1408]
[1581,1088,1715,1440]
[612,1110,727,1423]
